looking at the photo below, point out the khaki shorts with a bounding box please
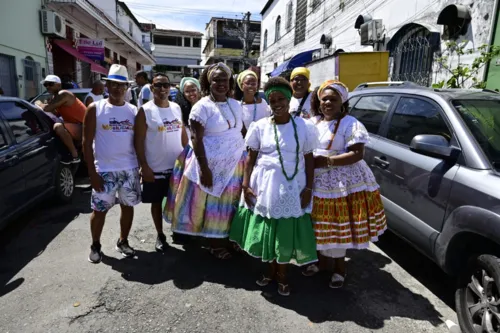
[64,123,82,141]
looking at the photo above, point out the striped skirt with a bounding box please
[311,160,387,253]
[163,145,245,239]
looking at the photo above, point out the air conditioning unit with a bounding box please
[40,10,66,38]
[359,19,382,46]
[312,50,321,61]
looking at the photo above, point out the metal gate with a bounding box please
[0,54,17,97]
[23,57,41,99]
[391,27,434,87]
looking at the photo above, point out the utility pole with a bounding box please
[242,11,252,68]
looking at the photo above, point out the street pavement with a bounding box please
[0,187,458,333]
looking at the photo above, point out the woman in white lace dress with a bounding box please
[164,63,245,259]
[303,80,387,288]
[230,77,319,296]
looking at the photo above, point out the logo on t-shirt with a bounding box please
[158,118,181,132]
[102,117,133,132]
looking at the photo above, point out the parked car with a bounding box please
[0,97,76,230]
[30,88,91,105]
[349,82,500,333]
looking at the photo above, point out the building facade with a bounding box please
[42,0,155,89]
[151,29,203,84]
[259,0,498,88]
[0,0,48,99]
[202,17,261,73]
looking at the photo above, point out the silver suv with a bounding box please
[349,82,500,333]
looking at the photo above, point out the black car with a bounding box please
[0,97,76,230]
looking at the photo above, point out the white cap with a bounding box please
[40,75,61,84]
[102,64,133,83]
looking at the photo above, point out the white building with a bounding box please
[151,29,203,84]
[259,0,498,88]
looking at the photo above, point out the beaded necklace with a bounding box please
[272,115,299,181]
[240,96,257,121]
[211,94,237,129]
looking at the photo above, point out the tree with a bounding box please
[433,41,500,89]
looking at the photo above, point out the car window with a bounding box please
[349,95,394,134]
[347,96,361,112]
[74,92,88,103]
[32,93,51,104]
[1,102,46,143]
[387,97,451,146]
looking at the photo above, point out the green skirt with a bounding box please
[229,208,318,266]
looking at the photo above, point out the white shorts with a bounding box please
[91,168,141,212]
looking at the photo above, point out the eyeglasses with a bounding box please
[43,82,55,87]
[153,82,171,89]
[108,81,128,89]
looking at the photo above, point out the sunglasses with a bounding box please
[43,82,55,87]
[108,81,129,89]
[153,83,171,89]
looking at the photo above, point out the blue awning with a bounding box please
[269,48,321,77]
[155,57,199,66]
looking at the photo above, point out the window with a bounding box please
[164,66,182,72]
[193,38,201,48]
[23,57,41,99]
[387,97,451,146]
[295,0,307,45]
[286,2,293,31]
[1,102,44,143]
[155,36,183,46]
[263,30,268,50]
[233,62,240,73]
[350,95,394,134]
[275,16,281,42]
[311,0,321,10]
[184,37,191,47]
[128,21,133,36]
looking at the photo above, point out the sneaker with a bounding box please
[88,243,102,263]
[116,239,135,257]
[155,233,169,252]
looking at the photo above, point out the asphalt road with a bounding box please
[0,187,458,333]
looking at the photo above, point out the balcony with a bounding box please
[206,48,260,60]
[43,0,155,64]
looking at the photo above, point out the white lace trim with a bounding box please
[189,113,206,127]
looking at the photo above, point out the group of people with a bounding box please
[43,62,387,296]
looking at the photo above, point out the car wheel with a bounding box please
[456,254,500,333]
[54,164,75,203]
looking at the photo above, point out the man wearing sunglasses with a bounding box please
[83,64,141,264]
[134,73,188,252]
[39,75,84,164]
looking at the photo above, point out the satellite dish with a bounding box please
[150,43,156,51]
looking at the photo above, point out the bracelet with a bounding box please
[327,157,335,168]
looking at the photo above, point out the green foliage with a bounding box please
[434,41,500,89]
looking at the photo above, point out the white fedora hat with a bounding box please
[103,64,133,83]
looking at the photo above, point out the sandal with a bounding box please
[256,275,273,287]
[302,264,320,277]
[329,273,346,289]
[278,283,290,296]
[207,248,232,260]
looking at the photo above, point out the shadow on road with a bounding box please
[0,188,91,298]
[101,240,446,330]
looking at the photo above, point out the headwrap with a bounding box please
[180,77,200,93]
[207,62,233,81]
[290,67,310,81]
[265,86,292,101]
[317,80,349,103]
[237,70,258,90]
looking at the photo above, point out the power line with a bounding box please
[125,2,259,18]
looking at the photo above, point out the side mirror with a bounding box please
[410,134,460,160]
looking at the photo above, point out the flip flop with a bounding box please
[329,273,346,289]
[302,264,320,277]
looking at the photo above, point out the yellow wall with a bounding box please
[338,52,390,91]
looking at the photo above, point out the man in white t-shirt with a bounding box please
[289,67,312,119]
[135,71,153,108]
[83,64,141,264]
[84,80,105,106]
[134,73,188,252]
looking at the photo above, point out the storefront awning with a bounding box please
[269,49,321,77]
[155,57,199,66]
[53,40,108,75]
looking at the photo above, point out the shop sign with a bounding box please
[77,38,105,61]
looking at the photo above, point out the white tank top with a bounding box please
[85,92,104,105]
[93,99,138,172]
[142,100,184,172]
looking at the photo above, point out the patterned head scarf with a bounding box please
[290,67,310,81]
[318,80,349,103]
[180,77,200,93]
[237,70,258,90]
[207,62,233,81]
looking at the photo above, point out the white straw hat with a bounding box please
[40,75,61,84]
[103,64,133,83]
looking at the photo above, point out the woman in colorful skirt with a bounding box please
[235,70,271,135]
[229,77,319,296]
[304,80,387,288]
[164,63,245,259]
